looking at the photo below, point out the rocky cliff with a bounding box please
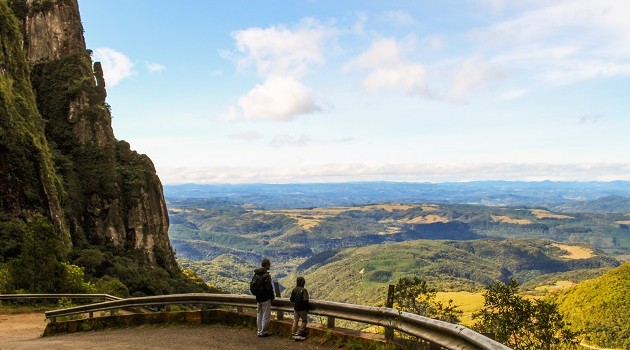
[0,0,193,294]
[0,0,67,243]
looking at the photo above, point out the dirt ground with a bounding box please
[0,311,337,350]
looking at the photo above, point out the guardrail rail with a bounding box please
[39,293,511,350]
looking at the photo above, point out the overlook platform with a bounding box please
[0,311,339,350]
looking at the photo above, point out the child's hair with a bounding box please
[296,276,306,287]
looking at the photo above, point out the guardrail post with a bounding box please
[89,312,93,319]
[385,284,395,341]
[273,281,283,320]
[327,316,335,328]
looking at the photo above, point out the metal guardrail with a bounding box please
[42,293,511,350]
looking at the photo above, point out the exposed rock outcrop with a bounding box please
[24,0,85,63]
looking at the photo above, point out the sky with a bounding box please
[76,0,630,184]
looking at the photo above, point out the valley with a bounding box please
[166,186,629,304]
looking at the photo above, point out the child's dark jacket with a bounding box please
[290,286,309,311]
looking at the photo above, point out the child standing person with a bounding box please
[290,276,309,341]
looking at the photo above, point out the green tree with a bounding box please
[94,275,129,298]
[473,279,581,350]
[393,276,462,323]
[7,215,65,292]
[60,263,95,293]
[0,264,10,293]
[392,277,463,349]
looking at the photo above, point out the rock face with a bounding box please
[0,0,67,248]
[2,0,177,270]
[24,0,85,63]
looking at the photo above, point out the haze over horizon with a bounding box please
[78,0,630,184]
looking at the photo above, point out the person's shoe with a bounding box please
[293,335,305,341]
[260,332,272,337]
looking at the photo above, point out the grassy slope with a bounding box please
[555,262,630,349]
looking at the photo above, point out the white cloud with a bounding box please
[269,134,312,148]
[579,114,603,125]
[345,37,430,96]
[424,35,444,50]
[146,62,165,73]
[93,48,135,87]
[363,65,428,94]
[225,19,336,122]
[345,38,405,69]
[231,131,264,141]
[476,0,506,12]
[352,12,369,36]
[475,0,630,84]
[223,76,320,122]
[381,10,416,25]
[158,162,630,184]
[539,60,630,85]
[446,54,504,103]
[500,89,527,100]
[230,18,337,78]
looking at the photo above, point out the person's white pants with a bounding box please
[256,299,272,335]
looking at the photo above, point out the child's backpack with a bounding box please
[250,273,265,296]
[292,288,309,310]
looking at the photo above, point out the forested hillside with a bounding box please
[555,262,630,349]
[284,239,617,305]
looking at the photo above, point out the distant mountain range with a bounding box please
[164,181,630,212]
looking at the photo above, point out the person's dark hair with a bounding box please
[261,258,271,268]
[296,276,305,287]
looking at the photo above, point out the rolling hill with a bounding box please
[555,262,630,349]
[280,239,618,305]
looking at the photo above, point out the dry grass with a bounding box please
[421,205,440,212]
[380,227,402,235]
[363,204,416,211]
[435,291,486,326]
[530,209,573,219]
[293,217,322,230]
[533,280,577,293]
[169,208,196,213]
[552,243,595,259]
[615,220,630,225]
[405,214,450,224]
[265,204,427,231]
[491,215,533,225]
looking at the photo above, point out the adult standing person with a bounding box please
[251,258,274,337]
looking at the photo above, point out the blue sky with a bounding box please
[77,0,630,184]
